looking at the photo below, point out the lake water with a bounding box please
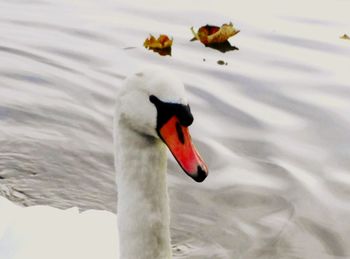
[0,0,350,258]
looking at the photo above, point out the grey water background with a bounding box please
[1,0,350,258]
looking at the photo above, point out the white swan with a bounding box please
[0,68,208,259]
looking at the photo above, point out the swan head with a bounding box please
[117,68,208,182]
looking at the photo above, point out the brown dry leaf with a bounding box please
[340,34,350,40]
[191,22,239,45]
[144,34,173,50]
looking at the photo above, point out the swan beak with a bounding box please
[158,116,208,182]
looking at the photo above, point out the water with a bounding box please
[1,0,350,258]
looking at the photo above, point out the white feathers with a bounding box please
[0,197,118,259]
[117,68,188,138]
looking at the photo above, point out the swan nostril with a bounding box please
[176,122,185,144]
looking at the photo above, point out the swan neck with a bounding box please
[115,124,172,259]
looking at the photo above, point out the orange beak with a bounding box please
[158,116,208,182]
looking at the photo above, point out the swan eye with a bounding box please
[149,95,193,130]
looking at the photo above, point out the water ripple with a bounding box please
[0,0,349,258]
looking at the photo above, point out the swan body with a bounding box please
[0,68,208,259]
[0,197,118,259]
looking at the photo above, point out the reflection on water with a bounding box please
[0,0,349,258]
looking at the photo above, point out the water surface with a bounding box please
[0,0,350,258]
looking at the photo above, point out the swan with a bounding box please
[0,68,209,259]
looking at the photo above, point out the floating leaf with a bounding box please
[340,34,350,40]
[144,34,173,56]
[191,22,240,45]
